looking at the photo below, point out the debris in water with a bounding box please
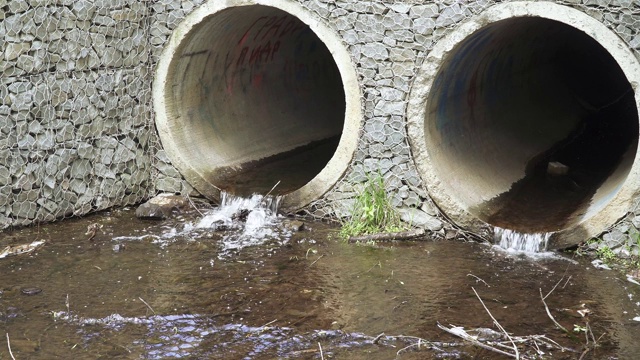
[0,240,46,259]
[592,259,612,270]
[20,287,42,296]
[85,223,103,241]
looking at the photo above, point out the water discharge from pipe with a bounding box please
[196,192,289,256]
[494,227,552,253]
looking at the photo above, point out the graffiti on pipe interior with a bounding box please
[233,15,305,68]
[221,14,334,94]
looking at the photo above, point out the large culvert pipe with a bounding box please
[153,0,361,210]
[408,2,640,248]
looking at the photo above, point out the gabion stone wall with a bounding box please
[0,0,157,228]
[2,0,640,238]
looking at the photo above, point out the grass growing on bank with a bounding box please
[339,173,406,239]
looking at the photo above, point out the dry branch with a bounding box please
[472,287,519,358]
[437,323,520,358]
[348,229,425,243]
[539,288,570,334]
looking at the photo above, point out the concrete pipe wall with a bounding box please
[409,2,640,248]
[153,0,362,211]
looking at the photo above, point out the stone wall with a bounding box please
[1,0,639,238]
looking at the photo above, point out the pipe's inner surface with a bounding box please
[426,17,638,233]
[164,5,345,196]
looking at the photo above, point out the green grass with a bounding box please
[339,173,406,239]
[578,228,640,271]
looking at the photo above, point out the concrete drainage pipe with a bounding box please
[408,2,640,248]
[153,0,361,211]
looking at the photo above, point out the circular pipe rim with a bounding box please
[153,0,362,212]
[407,1,640,247]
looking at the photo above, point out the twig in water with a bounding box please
[305,248,315,259]
[366,261,382,273]
[258,319,277,331]
[6,333,16,360]
[467,274,490,287]
[264,180,281,198]
[187,195,204,217]
[472,287,519,359]
[318,342,324,360]
[372,332,385,344]
[544,275,570,300]
[348,229,425,243]
[539,288,569,334]
[437,323,518,358]
[309,254,324,267]
[139,297,156,316]
[66,294,70,316]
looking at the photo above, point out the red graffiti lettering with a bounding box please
[249,45,263,64]
[238,16,267,45]
[261,15,287,40]
[237,47,248,66]
[271,41,280,61]
[231,15,303,68]
[254,16,277,41]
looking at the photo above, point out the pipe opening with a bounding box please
[155,3,353,203]
[423,16,639,233]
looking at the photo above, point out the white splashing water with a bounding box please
[494,227,551,253]
[197,192,280,231]
[196,192,289,255]
[114,192,289,255]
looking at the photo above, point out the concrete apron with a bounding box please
[408,2,640,249]
[155,1,640,249]
[153,0,362,212]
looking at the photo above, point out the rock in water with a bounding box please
[136,193,190,220]
[547,161,569,176]
[284,220,305,232]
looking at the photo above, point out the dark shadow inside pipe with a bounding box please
[427,17,638,233]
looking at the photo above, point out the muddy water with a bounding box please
[1,206,640,359]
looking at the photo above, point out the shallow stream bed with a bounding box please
[1,203,640,359]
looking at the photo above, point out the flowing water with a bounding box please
[1,196,640,359]
[494,227,552,253]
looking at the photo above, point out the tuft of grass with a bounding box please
[339,173,406,239]
[595,245,616,264]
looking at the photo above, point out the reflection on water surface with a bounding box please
[1,203,639,359]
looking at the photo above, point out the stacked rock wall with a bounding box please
[1,0,639,237]
[0,0,159,228]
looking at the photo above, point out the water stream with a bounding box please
[494,227,552,253]
[1,198,640,359]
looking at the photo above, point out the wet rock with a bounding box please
[112,243,126,252]
[20,287,42,295]
[232,209,250,222]
[591,259,611,270]
[547,161,569,176]
[135,193,189,220]
[212,221,230,231]
[284,220,305,232]
[602,229,626,248]
[398,207,443,231]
